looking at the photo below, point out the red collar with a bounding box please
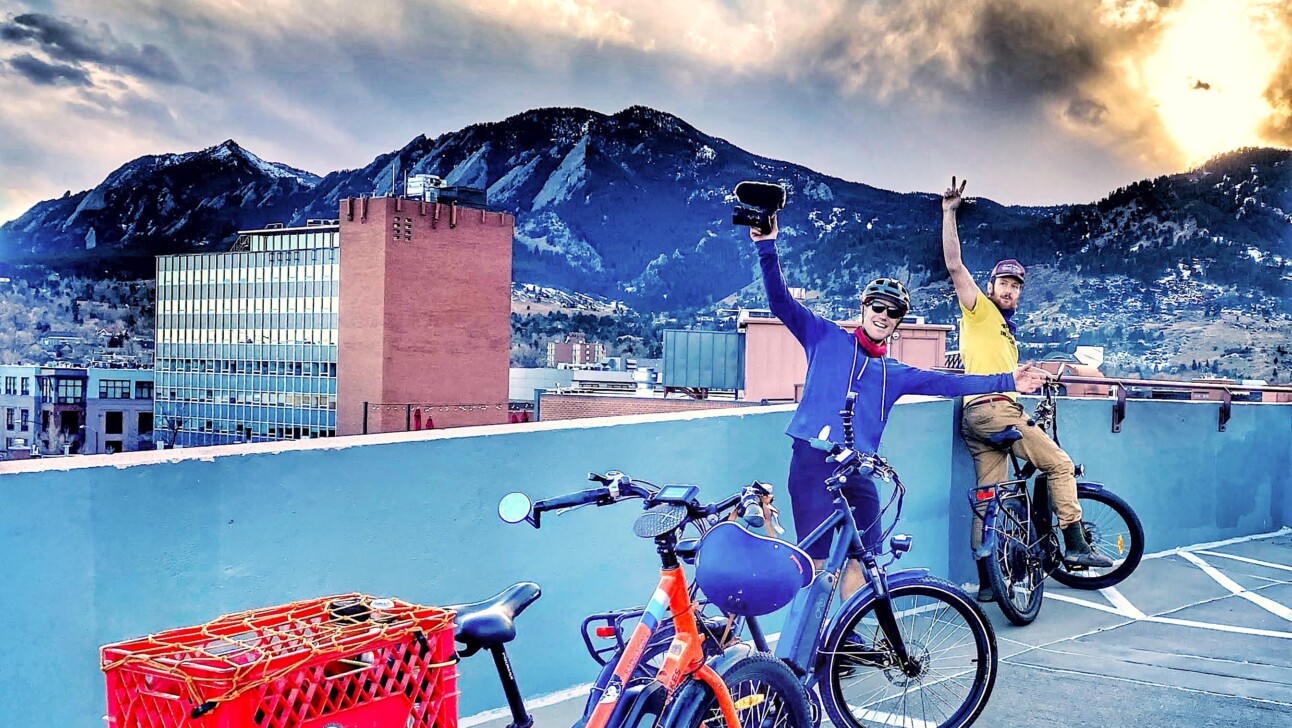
[854,328,888,358]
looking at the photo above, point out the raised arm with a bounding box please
[751,217,831,347]
[941,176,981,312]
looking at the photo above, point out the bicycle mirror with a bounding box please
[497,492,533,524]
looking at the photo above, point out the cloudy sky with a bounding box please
[1,0,1290,223]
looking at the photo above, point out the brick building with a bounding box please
[337,196,514,435]
[547,333,606,368]
[85,368,155,454]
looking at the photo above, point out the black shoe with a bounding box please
[1062,523,1114,568]
[975,559,996,602]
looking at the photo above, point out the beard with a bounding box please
[988,294,1018,312]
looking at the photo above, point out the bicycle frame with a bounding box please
[772,479,926,687]
[973,476,1115,567]
[582,564,738,728]
[970,380,1107,565]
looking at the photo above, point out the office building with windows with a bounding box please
[154,221,339,447]
[85,369,155,454]
[0,365,38,458]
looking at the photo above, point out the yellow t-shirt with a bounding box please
[959,287,1018,403]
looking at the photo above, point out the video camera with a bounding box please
[731,181,787,236]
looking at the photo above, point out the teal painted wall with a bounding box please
[0,396,1287,724]
[1032,397,1291,549]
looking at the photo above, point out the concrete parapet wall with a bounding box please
[0,396,1287,724]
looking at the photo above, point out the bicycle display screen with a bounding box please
[654,484,700,504]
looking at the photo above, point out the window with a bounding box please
[99,380,132,399]
[135,381,154,399]
[139,412,154,432]
[4,408,12,429]
[20,377,29,395]
[20,409,28,431]
[56,379,84,404]
[3,377,14,395]
[105,411,124,435]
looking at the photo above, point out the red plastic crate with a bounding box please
[101,594,459,727]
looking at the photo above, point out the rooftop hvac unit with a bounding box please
[406,174,446,200]
[436,186,488,207]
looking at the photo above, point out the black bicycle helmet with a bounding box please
[862,277,910,313]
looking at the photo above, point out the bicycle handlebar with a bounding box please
[528,473,770,532]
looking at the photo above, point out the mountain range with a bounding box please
[2,106,1289,379]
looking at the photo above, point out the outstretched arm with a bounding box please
[751,217,831,347]
[891,360,1015,398]
[892,362,1048,398]
[941,176,981,312]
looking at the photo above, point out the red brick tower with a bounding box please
[337,196,514,435]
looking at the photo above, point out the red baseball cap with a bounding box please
[991,259,1025,283]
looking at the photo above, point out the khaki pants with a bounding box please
[962,400,1082,551]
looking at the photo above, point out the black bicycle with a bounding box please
[970,379,1145,625]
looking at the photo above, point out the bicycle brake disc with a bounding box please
[633,504,687,538]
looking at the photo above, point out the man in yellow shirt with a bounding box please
[940,177,1112,602]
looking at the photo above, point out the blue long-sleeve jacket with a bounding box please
[756,239,1015,451]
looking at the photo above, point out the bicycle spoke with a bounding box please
[834,589,987,728]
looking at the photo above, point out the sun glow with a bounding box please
[1140,0,1287,163]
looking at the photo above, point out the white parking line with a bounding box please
[1100,586,1147,620]
[1194,550,1292,574]
[1177,551,1292,622]
[461,683,593,727]
[1046,591,1131,617]
[1144,527,1291,560]
[1145,616,1292,640]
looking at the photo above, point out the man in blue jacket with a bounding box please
[752,218,1046,598]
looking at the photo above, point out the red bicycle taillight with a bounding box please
[595,626,617,639]
[975,489,995,501]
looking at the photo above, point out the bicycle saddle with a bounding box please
[446,582,541,654]
[985,426,1023,450]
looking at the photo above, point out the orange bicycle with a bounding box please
[494,472,814,727]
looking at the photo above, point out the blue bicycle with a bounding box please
[589,393,999,727]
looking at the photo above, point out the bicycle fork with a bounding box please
[861,554,921,678]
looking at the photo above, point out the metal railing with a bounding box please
[1054,375,1292,433]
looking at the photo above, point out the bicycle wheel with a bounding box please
[661,652,813,727]
[986,498,1045,625]
[818,576,997,728]
[1051,488,1145,590]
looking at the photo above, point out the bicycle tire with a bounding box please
[661,652,813,728]
[1051,488,1145,590]
[987,498,1045,625]
[818,576,997,728]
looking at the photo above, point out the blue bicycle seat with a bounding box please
[985,426,1023,450]
[694,522,812,617]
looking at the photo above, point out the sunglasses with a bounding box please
[866,300,906,319]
